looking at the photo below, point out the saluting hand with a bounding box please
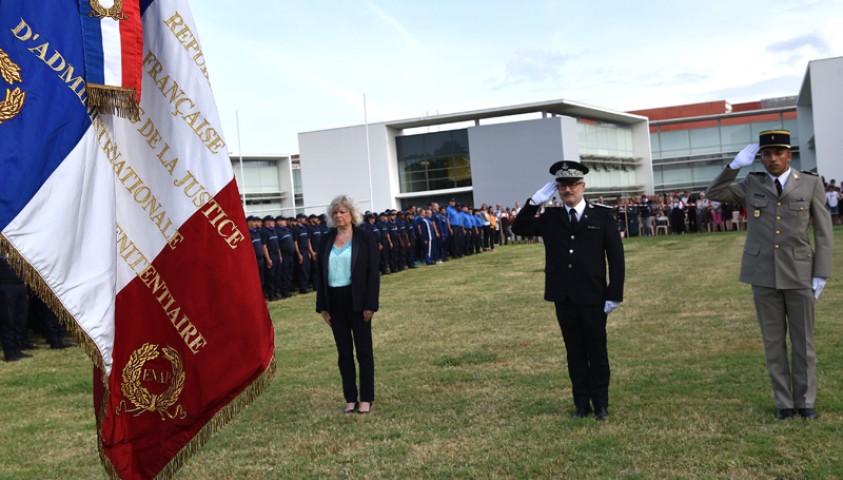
[729,144,760,170]
[531,181,557,205]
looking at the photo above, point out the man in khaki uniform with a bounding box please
[706,130,833,420]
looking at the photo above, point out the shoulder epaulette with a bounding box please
[801,170,819,176]
[591,202,612,209]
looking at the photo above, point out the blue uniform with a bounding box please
[446,205,464,258]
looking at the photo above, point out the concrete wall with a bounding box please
[804,57,843,183]
[467,116,578,208]
[298,126,374,215]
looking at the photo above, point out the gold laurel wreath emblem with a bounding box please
[89,0,126,20]
[117,343,187,420]
[0,48,25,125]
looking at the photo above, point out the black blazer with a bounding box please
[315,226,380,313]
[512,200,624,305]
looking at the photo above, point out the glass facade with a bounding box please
[577,121,641,198]
[652,118,798,159]
[396,130,472,193]
[578,121,635,158]
[651,116,800,193]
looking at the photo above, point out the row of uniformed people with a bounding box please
[247,213,329,301]
[443,199,491,259]
[357,201,491,275]
[247,202,495,301]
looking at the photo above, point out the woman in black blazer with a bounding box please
[315,195,380,414]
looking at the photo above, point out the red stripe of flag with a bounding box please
[119,0,143,103]
[97,180,274,479]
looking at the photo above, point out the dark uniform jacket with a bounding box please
[314,227,380,313]
[512,201,625,305]
[705,168,833,289]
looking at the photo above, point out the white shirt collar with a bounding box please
[567,199,586,218]
[768,168,792,188]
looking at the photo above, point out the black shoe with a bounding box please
[4,351,20,362]
[50,341,76,349]
[571,408,591,419]
[20,343,37,350]
[14,350,33,359]
[775,408,794,420]
[594,407,609,421]
[798,408,818,420]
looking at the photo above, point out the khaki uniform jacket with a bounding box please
[705,167,833,289]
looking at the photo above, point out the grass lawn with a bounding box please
[2,228,843,479]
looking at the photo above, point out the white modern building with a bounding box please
[297,100,653,214]
[228,153,302,217]
[797,56,843,184]
[232,56,841,216]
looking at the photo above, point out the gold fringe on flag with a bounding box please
[97,357,278,480]
[0,234,109,385]
[3,232,278,479]
[87,83,140,122]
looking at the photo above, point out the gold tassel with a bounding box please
[152,357,277,480]
[0,234,108,386]
[2,233,277,479]
[86,83,140,122]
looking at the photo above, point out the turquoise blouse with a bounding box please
[328,241,352,287]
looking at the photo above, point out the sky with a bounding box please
[187,0,843,156]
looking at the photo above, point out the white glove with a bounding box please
[531,181,557,205]
[812,277,827,300]
[604,300,620,314]
[729,144,760,170]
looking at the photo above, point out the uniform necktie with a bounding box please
[775,178,783,196]
[569,208,578,227]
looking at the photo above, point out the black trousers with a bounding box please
[279,251,294,296]
[266,254,282,295]
[329,286,374,403]
[295,252,311,292]
[0,283,28,352]
[449,227,463,258]
[378,241,390,273]
[554,299,610,411]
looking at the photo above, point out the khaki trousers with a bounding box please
[752,286,816,409]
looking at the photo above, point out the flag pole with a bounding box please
[235,110,247,212]
[364,94,374,212]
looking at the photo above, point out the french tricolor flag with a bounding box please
[0,1,276,479]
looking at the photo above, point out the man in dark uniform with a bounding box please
[403,211,418,269]
[275,216,295,299]
[262,216,282,301]
[512,160,625,421]
[1,255,32,362]
[248,216,272,299]
[436,206,449,262]
[308,215,323,291]
[293,214,313,294]
[461,205,476,256]
[376,212,392,274]
[387,211,402,272]
[706,130,833,420]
